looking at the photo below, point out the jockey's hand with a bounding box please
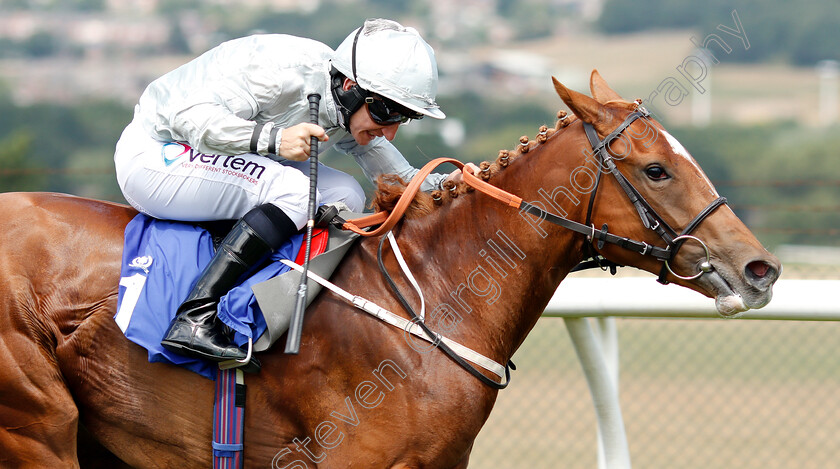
[443,162,480,186]
[279,123,328,161]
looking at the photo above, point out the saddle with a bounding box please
[251,208,360,352]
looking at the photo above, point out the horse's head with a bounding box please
[552,71,780,316]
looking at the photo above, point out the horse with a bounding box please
[0,71,780,468]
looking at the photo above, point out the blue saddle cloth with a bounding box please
[115,213,303,379]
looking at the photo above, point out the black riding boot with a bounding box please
[161,203,298,363]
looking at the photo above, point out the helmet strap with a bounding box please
[351,25,363,82]
[330,66,369,131]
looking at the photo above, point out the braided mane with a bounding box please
[371,109,578,215]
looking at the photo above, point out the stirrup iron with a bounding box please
[219,337,253,370]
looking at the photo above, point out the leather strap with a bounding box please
[341,211,388,231]
[278,258,508,384]
[518,202,672,260]
[377,233,512,389]
[656,196,727,284]
[681,196,727,238]
[341,158,522,236]
[343,158,463,235]
[351,26,363,82]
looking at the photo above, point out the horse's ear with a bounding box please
[590,69,623,104]
[552,76,605,125]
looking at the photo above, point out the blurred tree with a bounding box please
[497,0,516,17]
[158,0,202,15]
[598,0,700,34]
[368,0,413,15]
[23,31,59,58]
[223,4,368,47]
[0,130,46,192]
[598,0,840,66]
[0,95,130,197]
[788,10,840,65]
[167,19,193,55]
[0,0,29,9]
[70,0,105,12]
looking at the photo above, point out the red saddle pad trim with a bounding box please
[294,228,329,264]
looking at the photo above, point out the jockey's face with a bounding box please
[342,79,401,146]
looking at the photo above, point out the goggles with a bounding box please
[365,95,424,125]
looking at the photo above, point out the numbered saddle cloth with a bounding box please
[115,213,307,379]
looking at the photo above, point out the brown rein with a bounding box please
[341,157,522,236]
[339,114,726,287]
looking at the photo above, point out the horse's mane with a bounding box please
[371,174,435,218]
[371,109,579,215]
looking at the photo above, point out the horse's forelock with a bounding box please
[603,99,636,109]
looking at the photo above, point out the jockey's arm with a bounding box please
[334,134,451,192]
[167,99,261,156]
[143,70,313,159]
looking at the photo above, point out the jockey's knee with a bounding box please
[263,169,313,230]
[343,182,366,212]
[242,203,299,249]
[320,174,366,213]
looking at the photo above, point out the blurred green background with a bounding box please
[2,1,839,467]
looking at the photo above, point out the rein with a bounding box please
[339,108,726,281]
[333,108,727,388]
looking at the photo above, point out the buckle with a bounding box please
[596,223,609,250]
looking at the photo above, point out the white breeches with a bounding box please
[114,119,365,230]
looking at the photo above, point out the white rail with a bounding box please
[543,278,840,469]
[546,278,840,321]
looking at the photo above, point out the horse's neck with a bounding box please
[396,133,589,362]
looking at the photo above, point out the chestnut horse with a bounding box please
[0,72,779,468]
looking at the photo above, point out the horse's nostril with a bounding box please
[747,260,777,280]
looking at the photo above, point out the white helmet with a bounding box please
[332,18,445,120]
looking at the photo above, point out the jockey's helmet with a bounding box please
[331,18,445,127]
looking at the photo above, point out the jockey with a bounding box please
[114,18,469,365]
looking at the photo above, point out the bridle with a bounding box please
[518,106,727,284]
[342,106,729,285]
[578,106,727,284]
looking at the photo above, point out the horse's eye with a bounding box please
[645,165,668,180]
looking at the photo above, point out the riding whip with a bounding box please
[285,93,321,354]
